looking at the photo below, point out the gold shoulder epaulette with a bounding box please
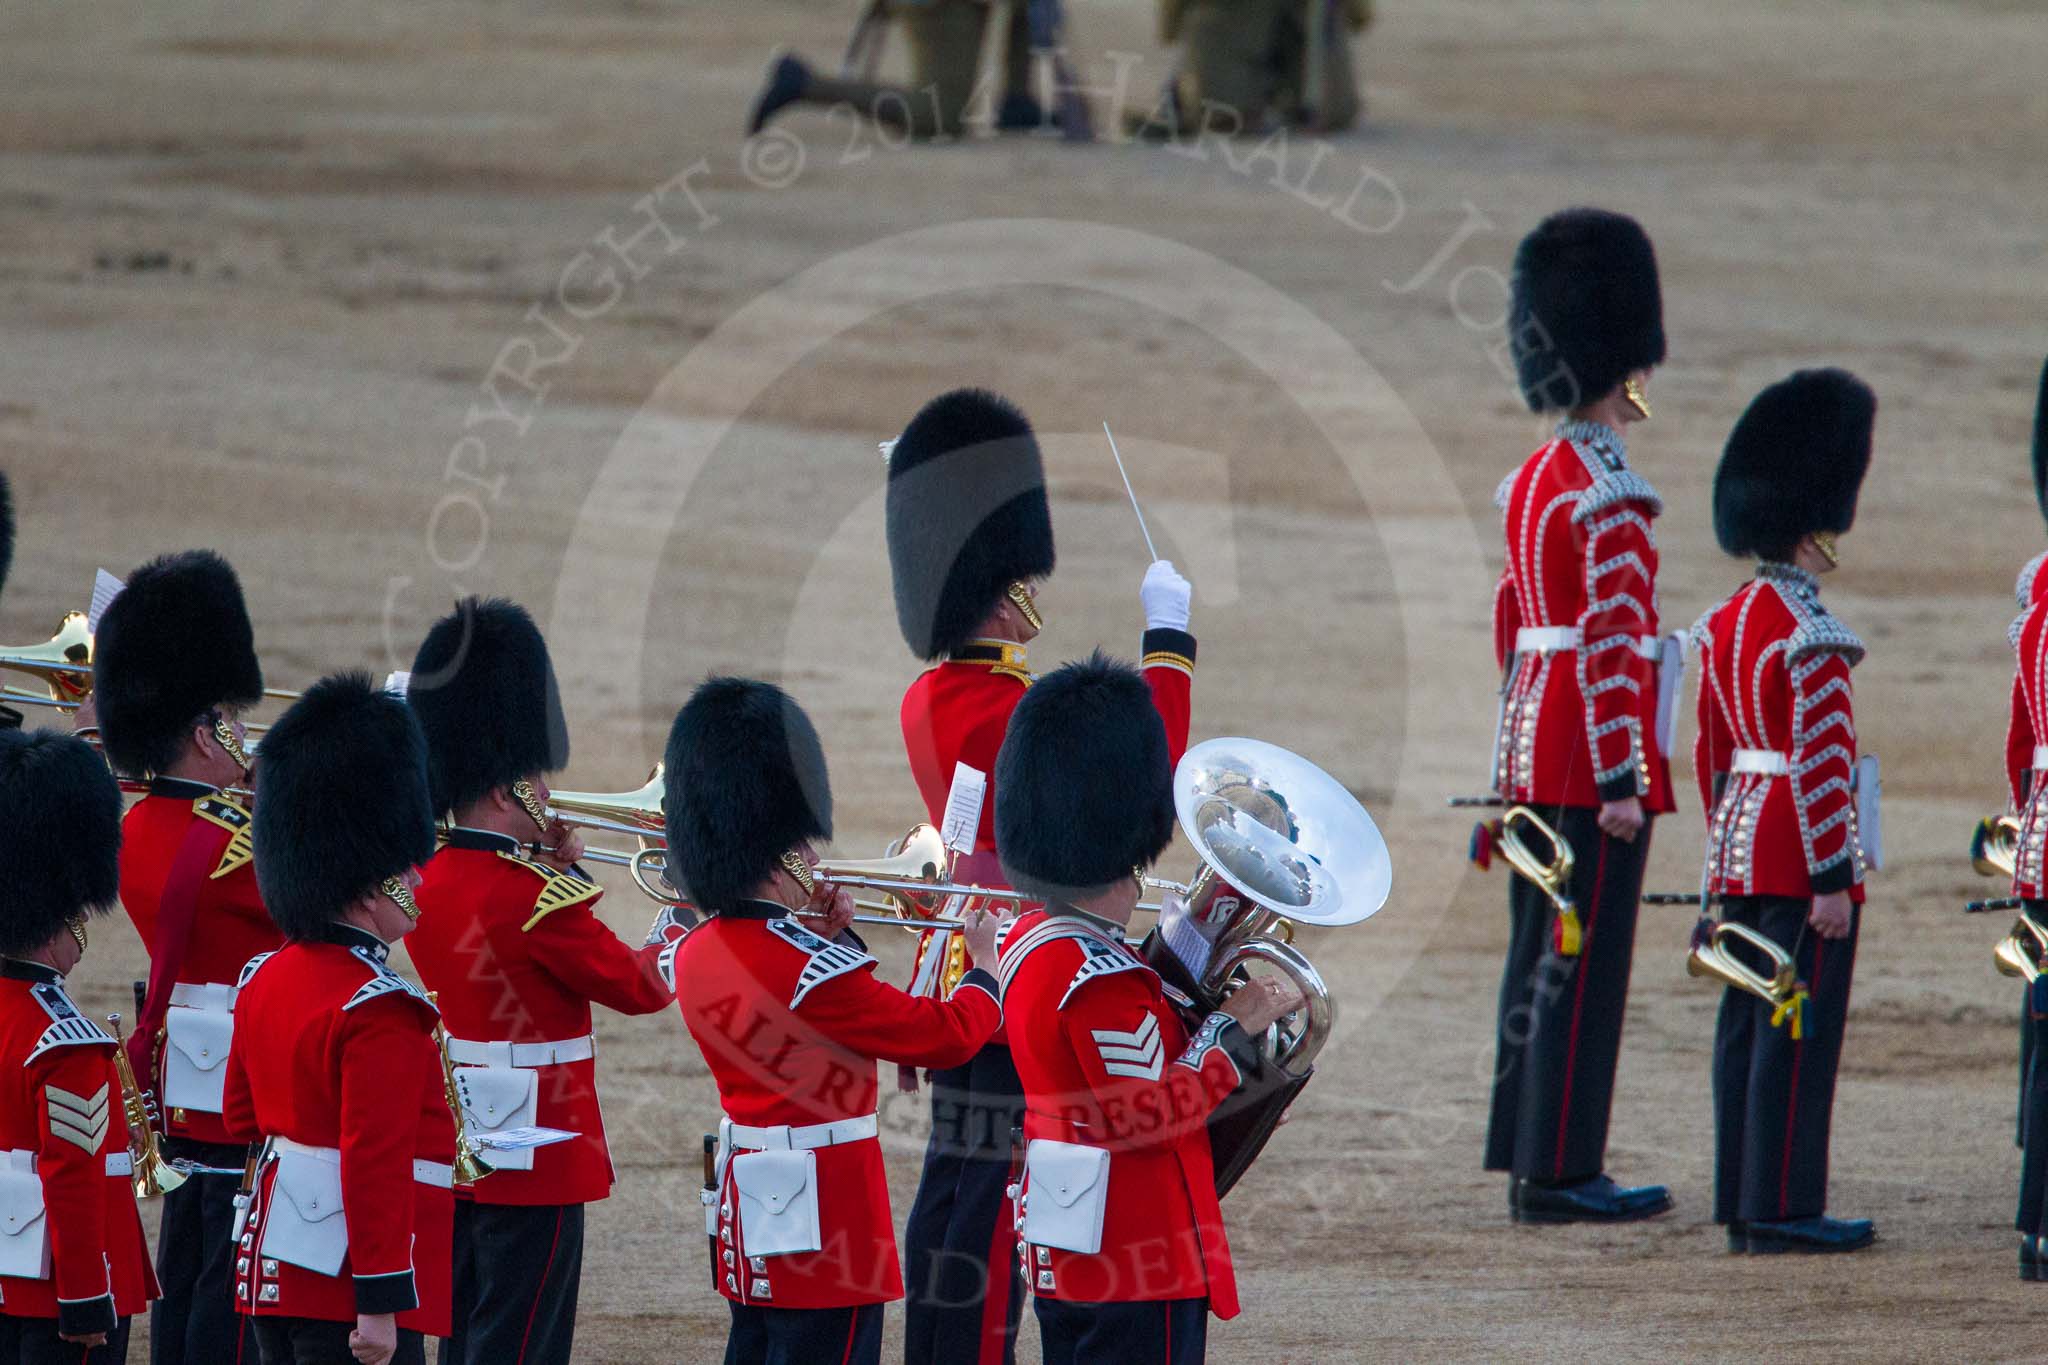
[993,664,1034,687]
[495,851,604,931]
[195,794,255,881]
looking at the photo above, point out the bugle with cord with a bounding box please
[1495,805,1582,957]
[1686,917,1808,1037]
[1973,814,2023,881]
[1995,914,2048,984]
[1136,738,1391,1196]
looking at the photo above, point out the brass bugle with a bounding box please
[1973,814,2022,880]
[1686,919,1798,1006]
[1995,914,2048,983]
[1496,805,1575,914]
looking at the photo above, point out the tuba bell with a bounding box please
[1138,738,1391,1196]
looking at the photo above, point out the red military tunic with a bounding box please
[899,631,1196,986]
[221,925,456,1334]
[407,829,683,1207]
[2007,552,2048,897]
[996,910,1254,1316]
[0,960,158,1337]
[118,778,281,1145]
[1492,421,1675,811]
[1692,562,1867,901]
[672,903,1001,1309]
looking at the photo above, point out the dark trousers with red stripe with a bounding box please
[150,1139,253,1365]
[1485,804,1651,1181]
[723,1302,882,1365]
[0,1315,131,1365]
[1035,1297,1208,1365]
[902,1043,1024,1365]
[437,1201,583,1365]
[2018,902,2048,1235]
[1711,895,1860,1225]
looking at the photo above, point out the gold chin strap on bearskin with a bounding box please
[65,917,88,954]
[1006,581,1044,631]
[1622,377,1652,420]
[510,779,552,835]
[778,849,816,896]
[380,876,421,922]
[1811,531,1840,568]
[212,716,253,774]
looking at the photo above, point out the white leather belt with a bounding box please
[1516,627,1660,659]
[168,982,238,1011]
[721,1113,878,1152]
[270,1137,453,1190]
[1730,749,1791,776]
[1,1148,133,1177]
[445,1035,594,1069]
[2033,745,2048,772]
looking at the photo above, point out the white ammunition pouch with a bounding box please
[1652,631,1686,759]
[728,1150,821,1258]
[0,1151,50,1280]
[259,1142,349,1277]
[1855,753,1883,871]
[162,987,238,1115]
[451,1067,541,1173]
[257,1139,451,1277]
[1017,1139,1110,1256]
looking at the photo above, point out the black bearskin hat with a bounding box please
[407,598,570,818]
[885,388,1057,660]
[254,672,436,940]
[2031,356,2048,527]
[995,652,1175,903]
[663,678,832,913]
[0,471,13,602]
[1714,368,1876,560]
[0,729,123,956]
[93,550,264,778]
[1509,208,1666,414]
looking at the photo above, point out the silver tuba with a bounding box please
[1140,738,1392,1195]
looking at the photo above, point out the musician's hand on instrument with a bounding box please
[533,818,585,872]
[1222,975,1305,1033]
[350,1313,397,1364]
[1140,559,1192,631]
[69,694,97,734]
[807,884,855,942]
[1597,797,1646,843]
[1809,890,1853,940]
[961,905,1002,969]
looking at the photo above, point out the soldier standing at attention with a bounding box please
[1485,207,1676,1225]
[1693,369,1878,1256]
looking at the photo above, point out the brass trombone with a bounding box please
[1495,805,1582,957]
[0,613,93,702]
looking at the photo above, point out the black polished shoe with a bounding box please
[747,53,813,135]
[1744,1216,1875,1254]
[1514,1173,1673,1225]
[2023,1235,2040,1282]
[1727,1221,1748,1254]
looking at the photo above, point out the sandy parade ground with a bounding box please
[5,0,2048,1358]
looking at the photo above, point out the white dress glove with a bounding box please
[1141,560,1192,631]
